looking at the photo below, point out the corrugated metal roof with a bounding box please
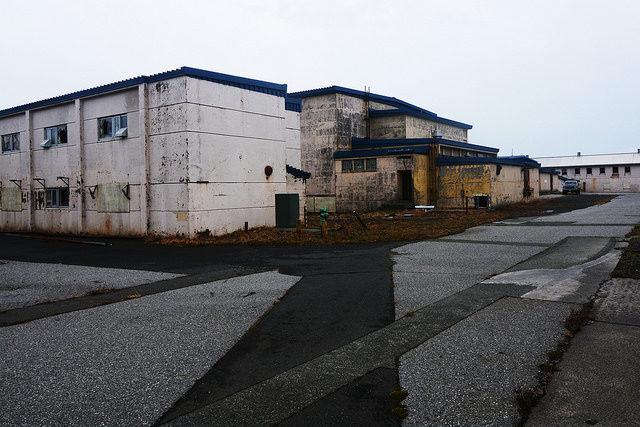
[0,67,288,118]
[535,152,640,167]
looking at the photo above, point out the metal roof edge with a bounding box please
[369,108,472,130]
[0,67,287,118]
[351,137,498,153]
[333,146,430,159]
[437,155,541,168]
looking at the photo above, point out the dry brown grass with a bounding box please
[153,195,615,246]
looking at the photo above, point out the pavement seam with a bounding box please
[161,284,530,426]
[590,319,640,328]
[0,266,272,327]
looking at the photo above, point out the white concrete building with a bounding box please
[0,67,306,237]
[535,151,640,193]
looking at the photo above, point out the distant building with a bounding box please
[535,151,640,193]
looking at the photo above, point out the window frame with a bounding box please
[612,166,619,175]
[586,167,592,175]
[44,124,68,147]
[599,167,606,175]
[561,168,567,175]
[1,132,20,153]
[45,187,70,209]
[98,114,128,141]
[574,168,580,175]
[341,160,353,172]
[624,166,631,174]
[365,158,377,172]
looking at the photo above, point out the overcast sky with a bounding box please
[1,0,638,157]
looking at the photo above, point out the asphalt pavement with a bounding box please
[0,194,638,425]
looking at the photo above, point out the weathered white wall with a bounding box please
[184,77,287,236]
[490,165,539,206]
[559,165,640,192]
[1,74,297,238]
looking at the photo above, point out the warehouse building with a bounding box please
[535,151,640,193]
[0,67,307,237]
[288,86,545,212]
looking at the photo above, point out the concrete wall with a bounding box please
[300,93,367,198]
[1,75,295,237]
[284,109,305,219]
[437,164,539,209]
[437,164,491,209]
[539,172,552,193]
[369,115,468,142]
[490,165,539,207]
[406,116,468,142]
[559,165,640,192]
[334,155,415,211]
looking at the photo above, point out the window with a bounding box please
[600,167,606,174]
[574,168,580,175]
[586,167,592,175]
[612,166,619,174]
[341,158,377,173]
[1,133,20,153]
[98,114,128,140]
[365,158,377,171]
[561,168,567,175]
[42,125,67,148]
[45,188,70,208]
[624,166,631,174]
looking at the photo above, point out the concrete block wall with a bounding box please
[490,165,539,206]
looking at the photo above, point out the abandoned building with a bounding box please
[535,151,640,193]
[0,67,307,237]
[288,86,542,211]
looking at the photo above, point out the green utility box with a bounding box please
[275,193,299,228]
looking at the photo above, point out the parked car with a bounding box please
[563,180,581,195]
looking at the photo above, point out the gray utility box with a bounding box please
[275,193,299,228]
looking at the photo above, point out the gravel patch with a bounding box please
[0,260,183,310]
[399,297,577,426]
[392,241,541,319]
[0,270,300,426]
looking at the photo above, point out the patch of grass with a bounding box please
[514,303,593,425]
[153,195,614,246]
[612,234,640,279]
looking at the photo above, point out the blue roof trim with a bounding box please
[369,108,472,130]
[285,97,301,112]
[0,67,288,118]
[333,146,429,159]
[540,168,560,175]
[437,155,541,168]
[288,85,472,129]
[351,137,499,153]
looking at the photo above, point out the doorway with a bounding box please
[398,170,413,202]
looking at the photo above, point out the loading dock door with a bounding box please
[399,170,413,201]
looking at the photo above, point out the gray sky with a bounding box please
[1,0,638,157]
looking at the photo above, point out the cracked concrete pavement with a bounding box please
[0,194,637,425]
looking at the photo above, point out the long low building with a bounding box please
[535,151,640,193]
[0,67,306,237]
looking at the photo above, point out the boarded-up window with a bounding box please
[1,187,22,211]
[96,182,130,213]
